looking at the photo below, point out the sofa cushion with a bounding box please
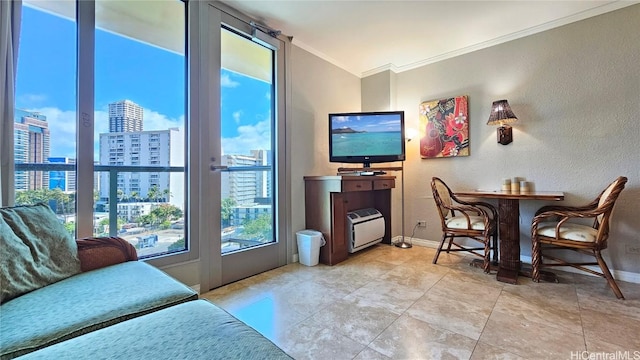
[0,203,81,304]
[0,261,198,359]
[17,300,292,360]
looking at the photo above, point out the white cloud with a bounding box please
[17,94,48,107]
[232,111,242,124]
[221,73,240,88]
[221,120,271,156]
[27,107,76,158]
[142,108,184,132]
[23,106,184,161]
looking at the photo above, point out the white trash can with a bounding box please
[296,230,326,266]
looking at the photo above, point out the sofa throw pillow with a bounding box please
[1,203,81,303]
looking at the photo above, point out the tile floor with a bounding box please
[201,244,640,360]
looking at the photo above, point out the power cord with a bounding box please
[406,222,419,246]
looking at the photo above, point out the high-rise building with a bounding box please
[48,157,76,192]
[221,150,272,226]
[108,100,143,133]
[14,109,50,191]
[98,128,184,220]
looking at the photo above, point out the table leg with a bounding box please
[497,199,520,284]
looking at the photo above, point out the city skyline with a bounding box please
[15,4,273,161]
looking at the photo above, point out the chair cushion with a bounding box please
[536,222,597,242]
[18,300,292,360]
[0,261,198,359]
[445,215,486,230]
[0,203,81,304]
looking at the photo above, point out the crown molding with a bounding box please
[295,1,639,79]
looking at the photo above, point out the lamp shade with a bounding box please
[486,100,518,126]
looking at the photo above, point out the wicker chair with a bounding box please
[431,177,498,273]
[530,176,628,299]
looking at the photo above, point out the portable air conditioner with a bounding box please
[346,208,385,253]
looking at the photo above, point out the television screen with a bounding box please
[329,111,405,167]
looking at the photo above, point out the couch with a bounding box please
[1,204,291,359]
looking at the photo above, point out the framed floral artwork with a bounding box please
[419,95,469,158]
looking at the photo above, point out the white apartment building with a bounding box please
[221,150,272,226]
[99,128,184,221]
[221,150,271,205]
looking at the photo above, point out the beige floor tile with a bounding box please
[278,322,366,360]
[585,337,640,354]
[407,291,492,340]
[427,271,503,309]
[470,342,525,360]
[480,305,586,359]
[493,288,582,335]
[379,264,447,292]
[200,243,640,360]
[344,278,426,315]
[581,307,640,349]
[353,347,392,360]
[226,295,309,344]
[307,297,400,346]
[368,314,477,359]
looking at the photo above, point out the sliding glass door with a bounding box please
[202,4,287,290]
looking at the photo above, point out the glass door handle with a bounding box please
[210,165,229,171]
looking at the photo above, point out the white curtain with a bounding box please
[0,0,21,207]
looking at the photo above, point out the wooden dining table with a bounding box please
[455,189,564,284]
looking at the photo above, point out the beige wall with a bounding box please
[289,45,361,250]
[386,5,640,275]
[292,5,639,276]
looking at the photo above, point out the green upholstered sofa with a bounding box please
[1,204,290,359]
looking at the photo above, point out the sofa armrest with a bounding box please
[76,236,138,272]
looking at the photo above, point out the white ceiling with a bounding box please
[221,0,637,77]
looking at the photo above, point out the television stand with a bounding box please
[336,163,410,249]
[304,175,396,265]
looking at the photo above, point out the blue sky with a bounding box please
[16,4,272,159]
[331,114,402,133]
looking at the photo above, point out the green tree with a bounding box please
[242,213,272,241]
[117,189,126,202]
[168,238,185,252]
[162,188,171,202]
[221,197,236,227]
[151,204,183,221]
[147,185,160,202]
[64,221,75,235]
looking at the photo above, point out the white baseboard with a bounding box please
[391,236,640,284]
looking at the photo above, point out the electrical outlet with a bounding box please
[626,244,640,255]
[417,220,427,227]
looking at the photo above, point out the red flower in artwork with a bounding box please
[445,112,467,143]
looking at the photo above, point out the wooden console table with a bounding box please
[304,175,395,265]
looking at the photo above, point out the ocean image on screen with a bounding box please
[331,114,402,156]
[332,132,402,156]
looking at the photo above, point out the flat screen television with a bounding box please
[329,110,405,168]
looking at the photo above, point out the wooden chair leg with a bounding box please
[445,237,454,253]
[595,250,625,300]
[483,238,490,273]
[432,234,448,264]
[531,236,542,283]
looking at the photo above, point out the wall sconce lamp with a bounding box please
[487,99,518,145]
